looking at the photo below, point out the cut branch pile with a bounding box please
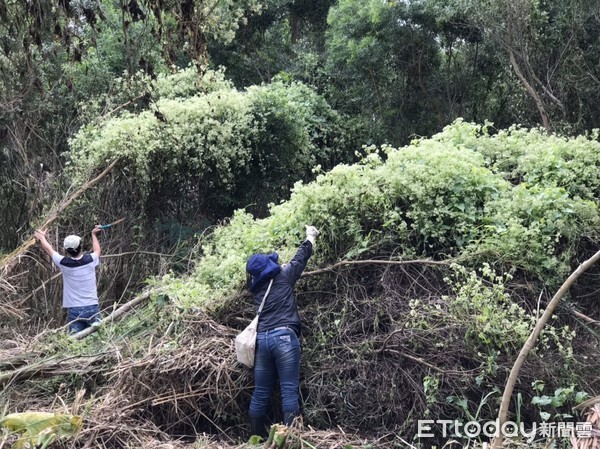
[1,258,599,448]
[571,403,600,449]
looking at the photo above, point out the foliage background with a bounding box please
[1,0,600,447]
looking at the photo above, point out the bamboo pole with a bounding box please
[73,287,166,340]
[0,159,118,272]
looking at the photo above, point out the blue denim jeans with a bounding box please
[67,305,101,334]
[249,327,301,419]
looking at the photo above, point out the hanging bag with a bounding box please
[235,279,273,368]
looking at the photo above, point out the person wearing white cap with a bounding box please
[34,226,103,333]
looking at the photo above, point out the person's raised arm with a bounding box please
[283,225,320,284]
[34,229,55,257]
[91,226,102,257]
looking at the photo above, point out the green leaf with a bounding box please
[532,395,552,406]
[575,391,589,403]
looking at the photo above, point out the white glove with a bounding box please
[305,225,320,245]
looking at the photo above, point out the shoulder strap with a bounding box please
[256,279,274,316]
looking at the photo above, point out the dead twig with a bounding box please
[572,309,600,328]
[302,258,450,277]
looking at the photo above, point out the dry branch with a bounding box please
[572,310,600,328]
[0,352,38,371]
[101,251,176,259]
[570,403,600,449]
[492,248,600,448]
[0,270,27,319]
[17,272,61,306]
[573,395,600,412]
[302,258,449,277]
[0,354,109,386]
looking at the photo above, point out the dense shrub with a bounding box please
[68,70,351,220]
[169,120,599,306]
[432,120,600,202]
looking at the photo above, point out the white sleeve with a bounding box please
[51,252,63,267]
[91,253,100,267]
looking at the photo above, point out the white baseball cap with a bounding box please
[63,235,82,250]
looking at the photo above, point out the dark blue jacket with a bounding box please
[253,240,313,337]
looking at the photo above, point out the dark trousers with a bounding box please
[249,327,301,419]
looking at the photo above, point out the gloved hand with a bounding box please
[305,225,320,245]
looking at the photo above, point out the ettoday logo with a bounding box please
[417,419,593,442]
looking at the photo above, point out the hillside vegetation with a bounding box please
[1,120,599,448]
[3,1,600,447]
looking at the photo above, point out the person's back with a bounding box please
[245,226,320,438]
[35,228,103,333]
[52,252,100,308]
[251,239,314,337]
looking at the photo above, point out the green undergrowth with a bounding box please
[408,263,576,364]
[158,120,599,309]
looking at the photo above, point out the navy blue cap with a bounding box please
[246,252,281,293]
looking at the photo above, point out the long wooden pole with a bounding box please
[73,258,447,339]
[492,249,600,448]
[301,258,449,277]
[73,287,165,340]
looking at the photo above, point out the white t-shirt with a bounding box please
[51,252,100,308]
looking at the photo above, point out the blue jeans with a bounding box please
[249,327,301,419]
[67,305,101,334]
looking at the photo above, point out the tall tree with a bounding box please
[207,0,335,87]
[454,0,600,133]
[142,0,263,67]
[325,0,498,144]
